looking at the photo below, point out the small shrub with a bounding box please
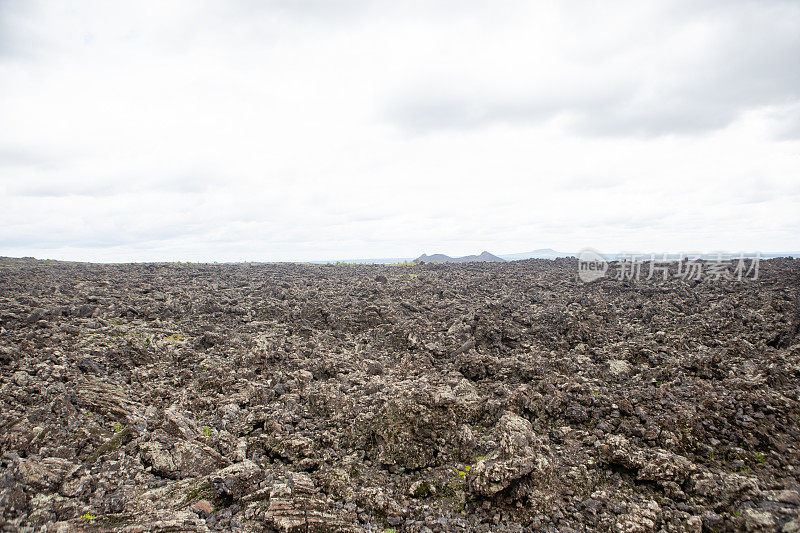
[411,481,433,498]
[455,464,471,478]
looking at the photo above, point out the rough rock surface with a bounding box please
[0,256,799,531]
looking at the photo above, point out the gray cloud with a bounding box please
[0,1,59,63]
[386,97,566,135]
[0,145,58,169]
[0,1,798,261]
[9,175,212,198]
[384,1,800,138]
[771,104,800,140]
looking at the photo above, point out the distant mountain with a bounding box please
[311,249,797,265]
[500,249,573,260]
[416,251,506,263]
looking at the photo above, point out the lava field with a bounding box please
[1,256,799,532]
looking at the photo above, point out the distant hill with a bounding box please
[312,249,797,265]
[416,251,506,263]
[499,248,573,260]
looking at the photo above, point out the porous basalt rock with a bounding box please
[1,256,799,530]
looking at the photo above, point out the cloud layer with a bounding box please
[1,0,798,261]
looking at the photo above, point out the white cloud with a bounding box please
[0,0,798,261]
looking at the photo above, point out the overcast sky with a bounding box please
[1,0,798,262]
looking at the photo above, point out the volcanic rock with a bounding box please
[1,255,799,530]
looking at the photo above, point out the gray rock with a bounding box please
[466,412,550,498]
[209,459,261,500]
